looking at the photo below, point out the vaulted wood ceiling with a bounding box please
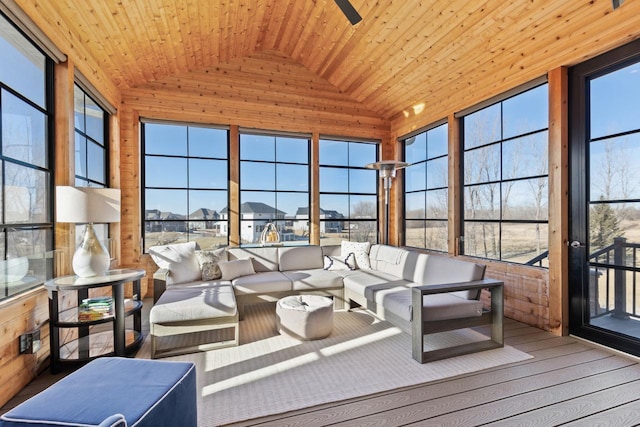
[34,0,640,121]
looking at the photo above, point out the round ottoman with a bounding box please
[276,295,334,340]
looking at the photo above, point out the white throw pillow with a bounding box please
[195,247,227,280]
[219,258,256,280]
[341,241,371,270]
[323,254,355,271]
[148,241,201,285]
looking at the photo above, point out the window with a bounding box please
[403,122,448,252]
[74,84,106,188]
[319,138,378,245]
[143,123,229,251]
[74,84,108,245]
[462,83,549,264]
[239,132,309,245]
[0,13,53,299]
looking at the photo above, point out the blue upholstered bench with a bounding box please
[0,357,197,427]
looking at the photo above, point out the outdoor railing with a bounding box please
[589,237,640,319]
[526,239,640,319]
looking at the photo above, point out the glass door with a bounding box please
[569,40,640,356]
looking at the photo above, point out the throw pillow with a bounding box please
[148,241,201,285]
[344,252,357,270]
[341,241,371,270]
[219,258,256,280]
[195,247,227,280]
[323,254,354,271]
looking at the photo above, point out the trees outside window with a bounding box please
[462,84,549,265]
[0,13,53,299]
[403,123,448,251]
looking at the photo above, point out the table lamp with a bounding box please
[56,186,121,277]
[365,160,410,245]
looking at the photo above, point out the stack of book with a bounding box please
[78,296,113,321]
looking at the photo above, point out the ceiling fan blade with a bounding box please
[334,0,362,25]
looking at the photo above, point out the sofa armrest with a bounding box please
[153,268,169,304]
[412,278,503,296]
[411,278,504,363]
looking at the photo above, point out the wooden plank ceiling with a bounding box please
[45,0,638,121]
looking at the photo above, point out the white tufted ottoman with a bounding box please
[276,295,334,340]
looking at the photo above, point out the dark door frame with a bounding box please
[568,38,640,356]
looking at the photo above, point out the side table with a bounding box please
[44,269,146,373]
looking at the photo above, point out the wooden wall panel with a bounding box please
[547,67,569,335]
[117,105,150,296]
[13,0,120,107]
[0,288,50,406]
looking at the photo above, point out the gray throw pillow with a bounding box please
[195,247,227,280]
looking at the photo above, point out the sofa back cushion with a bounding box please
[321,245,341,257]
[278,246,323,271]
[414,254,486,300]
[227,247,279,272]
[368,244,423,282]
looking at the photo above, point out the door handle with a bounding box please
[568,240,585,248]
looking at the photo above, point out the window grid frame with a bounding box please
[142,123,230,251]
[402,122,449,252]
[73,83,108,188]
[239,132,311,246]
[461,83,550,264]
[0,11,54,300]
[318,138,379,244]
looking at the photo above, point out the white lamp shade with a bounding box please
[56,186,121,224]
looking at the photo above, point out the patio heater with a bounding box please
[365,160,410,245]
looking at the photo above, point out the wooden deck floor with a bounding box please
[3,303,640,426]
[230,319,640,427]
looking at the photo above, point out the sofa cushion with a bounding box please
[167,279,232,289]
[368,245,413,279]
[150,285,237,323]
[414,254,486,300]
[421,293,484,321]
[341,241,372,270]
[219,258,256,280]
[195,247,227,280]
[321,244,341,257]
[377,288,483,322]
[148,241,201,285]
[227,247,279,272]
[343,270,413,300]
[278,246,323,271]
[282,268,344,291]
[232,271,292,294]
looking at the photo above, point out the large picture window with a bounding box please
[403,122,448,252]
[461,83,549,265]
[319,138,378,245]
[143,122,229,251]
[239,132,309,245]
[0,13,53,299]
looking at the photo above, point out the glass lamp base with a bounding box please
[73,224,110,277]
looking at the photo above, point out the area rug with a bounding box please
[144,304,532,426]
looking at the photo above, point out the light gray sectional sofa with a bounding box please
[149,242,503,362]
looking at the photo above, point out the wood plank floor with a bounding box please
[3,300,640,426]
